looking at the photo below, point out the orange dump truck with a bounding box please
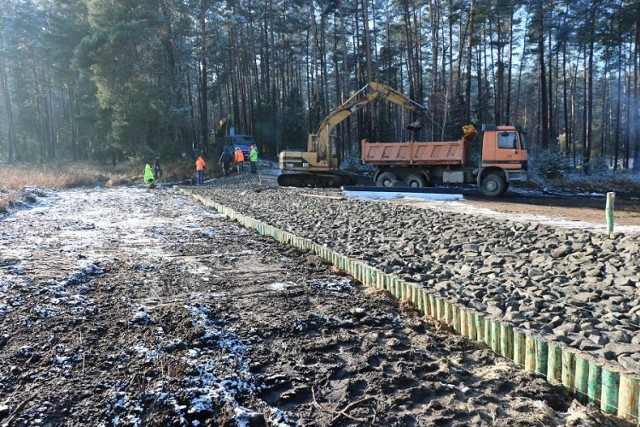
[360,124,529,196]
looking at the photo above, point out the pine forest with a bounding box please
[0,0,639,178]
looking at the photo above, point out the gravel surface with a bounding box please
[192,174,640,375]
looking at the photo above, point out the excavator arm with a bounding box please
[278,81,425,187]
[310,82,427,167]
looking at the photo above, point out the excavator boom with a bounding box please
[279,82,425,187]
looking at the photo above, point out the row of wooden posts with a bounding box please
[184,189,636,422]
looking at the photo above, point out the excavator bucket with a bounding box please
[406,118,424,131]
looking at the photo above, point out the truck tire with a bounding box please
[376,171,398,187]
[480,173,506,197]
[405,174,426,188]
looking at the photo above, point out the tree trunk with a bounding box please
[0,50,15,162]
[198,0,208,155]
[536,2,549,150]
[465,0,474,124]
[584,38,595,174]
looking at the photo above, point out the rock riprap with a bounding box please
[192,179,640,374]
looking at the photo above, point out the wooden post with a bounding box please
[513,330,526,366]
[601,367,620,414]
[452,305,460,333]
[562,351,575,389]
[475,314,485,343]
[535,338,548,377]
[587,363,602,405]
[467,310,477,341]
[606,192,615,238]
[574,356,590,403]
[484,317,492,347]
[546,343,563,383]
[459,308,467,337]
[436,298,444,321]
[500,324,513,359]
[525,335,536,372]
[618,374,640,421]
[491,320,501,353]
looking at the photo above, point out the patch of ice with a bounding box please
[308,276,352,293]
[344,190,463,201]
[34,305,55,318]
[268,282,295,291]
[130,307,153,325]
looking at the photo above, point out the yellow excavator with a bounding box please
[277,81,427,187]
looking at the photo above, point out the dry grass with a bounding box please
[0,163,143,214]
[0,163,109,190]
[0,161,200,215]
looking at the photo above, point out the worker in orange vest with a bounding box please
[234,147,245,174]
[195,155,206,184]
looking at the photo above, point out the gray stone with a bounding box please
[572,292,598,306]
[551,244,572,258]
[607,330,631,344]
[485,302,504,318]
[504,311,526,322]
[578,340,603,351]
[604,342,640,356]
[553,322,578,336]
[618,355,640,373]
[587,334,608,346]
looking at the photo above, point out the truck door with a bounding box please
[482,131,523,170]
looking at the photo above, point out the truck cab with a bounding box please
[476,124,528,195]
[222,134,257,161]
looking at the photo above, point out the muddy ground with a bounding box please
[0,186,631,426]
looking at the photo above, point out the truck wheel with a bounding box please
[405,174,426,188]
[376,172,398,187]
[480,174,506,196]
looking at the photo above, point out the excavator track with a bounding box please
[277,172,358,188]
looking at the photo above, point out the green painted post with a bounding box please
[513,330,526,367]
[500,324,513,359]
[561,350,575,390]
[587,363,602,405]
[475,314,484,343]
[601,367,620,415]
[436,298,444,321]
[491,320,501,353]
[459,308,467,337]
[445,301,453,326]
[535,338,548,377]
[483,318,492,347]
[546,343,563,383]
[467,311,476,341]
[574,356,589,403]
[429,295,436,318]
[606,192,615,239]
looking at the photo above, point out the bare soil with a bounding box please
[0,186,630,426]
[462,193,640,227]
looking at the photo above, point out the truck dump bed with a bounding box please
[360,139,465,166]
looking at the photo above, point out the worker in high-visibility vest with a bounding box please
[143,164,155,184]
[195,155,206,184]
[249,145,258,174]
[234,147,245,174]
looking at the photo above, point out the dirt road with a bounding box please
[0,186,628,426]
